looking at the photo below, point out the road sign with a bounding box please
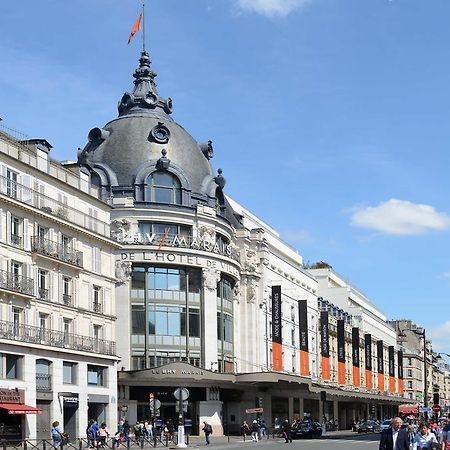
[174,387,190,401]
[432,405,441,413]
[149,399,161,411]
[245,408,264,414]
[419,407,432,413]
[416,393,423,399]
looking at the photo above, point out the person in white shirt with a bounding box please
[412,422,437,450]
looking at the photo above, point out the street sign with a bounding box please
[245,408,264,414]
[174,387,190,401]
[416,394,423,399]
[432,405,441,413]
[149,399,161,411]
[419,407,432,413]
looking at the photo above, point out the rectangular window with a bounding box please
[87,365,107,386]
[6,169,18,198]
[12,307,21,336]
[5,354,22,379]
[63,318,71,345]
[38,269,48,299]
[62,277,72,305]
[132,305,145,335]
[10,216,22,247]
[408,369,413,377]
[63,362,77,384]
[408,358,412,366]
[93,286,102,313]
[408,381,413,389]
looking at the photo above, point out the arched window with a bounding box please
[145,172,181,204]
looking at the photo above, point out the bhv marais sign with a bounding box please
[120,250,240,278]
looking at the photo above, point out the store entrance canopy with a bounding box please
[399,405,419,415]
[0,403,42,414]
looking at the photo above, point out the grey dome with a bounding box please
[78,51,220,204]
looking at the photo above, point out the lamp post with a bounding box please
[398,327,427,408]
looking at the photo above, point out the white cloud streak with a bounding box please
[350,199,450,235]
[234,0,311,17]
[428,322,450,353]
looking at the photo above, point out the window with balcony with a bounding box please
[36,359,52,391]
[6,169,18,199]
[63,318,72,345]
[408,381,413,389]
[0,353,23,379]
[62,277,72,305]
[10,216,22,247]
[37,225,48,241]
[38,269,49,300]
[408,369,413,377]
[87,365,107,386]
[408,358,412,366]
[93,286,102,313]
[63,361,77,384]
[12,307,21,337]
[39,313,48,340]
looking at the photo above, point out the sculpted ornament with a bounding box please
[198,226,215,244]
[233,281,241,302]
[202,268,221,291]
[111,218,131,241]
[244,249,258,273]
[246,279,257,303]
[115,261,133,285]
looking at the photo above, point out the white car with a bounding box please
[380,420,392,431]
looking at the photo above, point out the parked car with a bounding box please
[357,420,381,433]
[380,419,392,431]
[291,421,323,439]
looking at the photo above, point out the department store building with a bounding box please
[76,50,405,435]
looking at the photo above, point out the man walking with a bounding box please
[202,421,212,445]
[379,417,410,450]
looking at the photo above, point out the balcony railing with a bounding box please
[36,373,52,391]
[0,320,115,356]
[92,302,103,314]
[10,234,22,248]
[38,288,49,300]
[0,269,34,296]
[31,237,83,268]
[0,176,110,237]
[62,294,72,306]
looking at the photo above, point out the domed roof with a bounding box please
[78,51,217,200]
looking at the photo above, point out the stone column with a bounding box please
[288,397,294,423]
[202,268,221,370]
[299,397,304,420]
[333,399,338,422]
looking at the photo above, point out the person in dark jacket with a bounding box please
[282,420,292,443]
[379,417,410,450]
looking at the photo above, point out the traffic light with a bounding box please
[433,393,440,405]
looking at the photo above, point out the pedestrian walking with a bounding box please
[202,421,213,445]
[241,421,250,442]
[251,420,260,443]
[97,422,109,448]
[379,417,410,450]
[282,420,292,443]
[413,422,438,449]
[51,421,62,448]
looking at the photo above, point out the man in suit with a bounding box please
[379,417,410,450]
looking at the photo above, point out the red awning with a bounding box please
[0,403,42,415]
[399,405,419,414]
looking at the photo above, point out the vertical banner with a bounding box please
[377,340,384,391]
[298,300,310,376]
[365,334,373,389]
[397,350,404,394]
[320,311,330,380]
[352,328,360,387]
[337,319,346,385]
[271,285,283,371]
[388,346,395,393]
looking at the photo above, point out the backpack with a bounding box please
[206,425,212,434]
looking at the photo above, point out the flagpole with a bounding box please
[142,1,146,53]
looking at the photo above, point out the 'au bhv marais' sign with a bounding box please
[116,232,240,261]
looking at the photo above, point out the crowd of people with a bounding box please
[380,416,450,450]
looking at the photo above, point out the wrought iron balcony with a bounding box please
[62,294,72,306]
[92,302,103,314]
[10,234,22,247]
[0,319,116,356]
[0,175,110,237]
[38,288,49,300]
[36,373,52,391]
[31,236,83,268]
[0,269,34,296]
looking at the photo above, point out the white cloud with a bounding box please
[350,199,450,235]
[427,322,450,353]
[234,0,311,17]
[282,229,312,243]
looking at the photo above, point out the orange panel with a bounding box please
[338,361,346,385]
[398,379,404,394]
[272,342,283,371]
[389,376,395,393]
[300,350,310,376]
[378,373,384,391]
[353,367,360,387]
[366,369,373,389]
[322,356,330,380]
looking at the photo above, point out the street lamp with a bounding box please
[398,327,427,408]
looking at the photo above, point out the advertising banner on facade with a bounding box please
[271,285,283,371]
[320,311,330,380]
[352,327,360,387]
[337,319,346,384]
[377,340,384,391]
[298,300,309,376]
[397,349,404,394]
[365,334,373,389]
[388,346,395,393]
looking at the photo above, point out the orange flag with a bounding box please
[127,14,142,44]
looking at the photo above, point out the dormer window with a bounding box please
[145,172,181,204]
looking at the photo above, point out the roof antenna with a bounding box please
[142,1,146,53]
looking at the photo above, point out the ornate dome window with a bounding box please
[145,171,181,204]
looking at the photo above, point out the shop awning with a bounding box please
[0,403,42,415]
[399,405,419,414]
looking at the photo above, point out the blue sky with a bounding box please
[2,0,450,350]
